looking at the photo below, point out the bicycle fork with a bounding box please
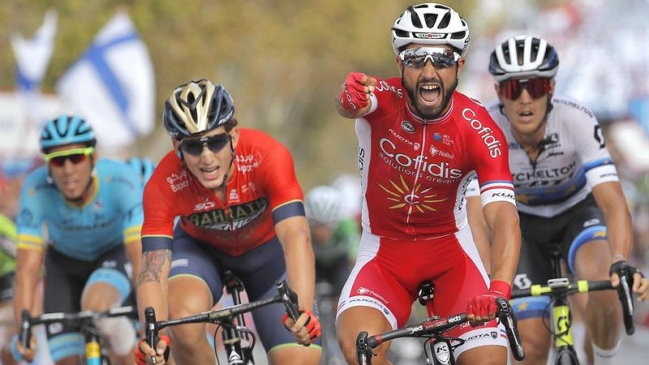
[222,323,251,365]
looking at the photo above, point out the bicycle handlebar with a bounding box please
[144,279,300,354]
[355,298,524,365]
[511,278,635,335]
[19,306,136,351]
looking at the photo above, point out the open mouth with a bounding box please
[518,110,535,122]
[419,84,441,105]
[61,178,80,191]
[200,165,220,180]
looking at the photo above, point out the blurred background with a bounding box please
[1,0,648,362]
[1,0,647,184]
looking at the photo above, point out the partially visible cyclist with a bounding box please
[334,3,521,365]
[480,35,649,365]
[305,185,359,297]
[0,212,17,365]
[134,79,321,365]
[1,169,52,365]
[12,115,143,365]
[126,156,157,189]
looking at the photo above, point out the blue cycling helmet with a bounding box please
[127,157,156,185]
[40,115,97,152]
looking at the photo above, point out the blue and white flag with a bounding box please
[57,10,155,150]
[11,9,57,93]
[5,10,58,163]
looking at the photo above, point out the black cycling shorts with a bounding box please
[514,194,606,289]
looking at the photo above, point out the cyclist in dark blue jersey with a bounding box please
[12,115,143,365]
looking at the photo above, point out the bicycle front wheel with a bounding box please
[554,348,580,365]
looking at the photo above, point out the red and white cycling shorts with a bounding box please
[337,224,508,356]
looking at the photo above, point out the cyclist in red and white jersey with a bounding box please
[478,35,649,365]
[135,80,321,365]
[334,4,521,365]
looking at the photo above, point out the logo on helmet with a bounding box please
[413,32,445,40]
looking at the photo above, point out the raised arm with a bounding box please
[334,72,377,119]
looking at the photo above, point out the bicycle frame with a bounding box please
[20,305,136,365]
[221,270,255,365]
[144,278,300,365]
[510,254,635,365]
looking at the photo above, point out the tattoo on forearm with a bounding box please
[137,249,171,284]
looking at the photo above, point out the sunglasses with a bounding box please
[499,78,552,100]
[180,133,231,156]
[44,147,94,167]
[399,47,461,69]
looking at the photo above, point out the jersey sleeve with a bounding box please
[258,140,306,224]
[559,98,619,189]
[462,106,516,207]
[366,77,403,119]
[465,175,480,198]
[15,170,46,251]
[140,164,177,252]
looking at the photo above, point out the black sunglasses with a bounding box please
[180,133,231,156]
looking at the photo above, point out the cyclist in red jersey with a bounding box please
[334,4,521,365]
[135,80,321,365]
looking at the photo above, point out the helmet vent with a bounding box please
[408,6,423,28]
[450,31,466,40]
[436,13,450,29]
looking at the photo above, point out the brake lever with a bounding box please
[144,307,159,364]
[356,331,375,365]
[496,297,525,361]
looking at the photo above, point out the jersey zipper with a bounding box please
[405,122,429,238]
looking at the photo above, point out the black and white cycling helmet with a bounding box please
[489,35,559,82]
[305,186,344,227]
[163,79,235,138]
[391,3,470,57]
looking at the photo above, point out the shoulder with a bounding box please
[239,128,281,144]
[238,128,291,155]
[97,159,141,189]
[484,98,502,114]
[452,93,500,128]
[550,94,597,121]
[22,166,49,191]
[97,159,135,175]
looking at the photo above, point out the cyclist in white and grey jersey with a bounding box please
[486,93,616,217]
[469,35,648,365]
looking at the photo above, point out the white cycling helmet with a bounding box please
[489,35,559,82]
[391,3,470,57]
[305,185,344,226]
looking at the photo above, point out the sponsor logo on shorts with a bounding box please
[170,259,189,269]
[356,286,388,304]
